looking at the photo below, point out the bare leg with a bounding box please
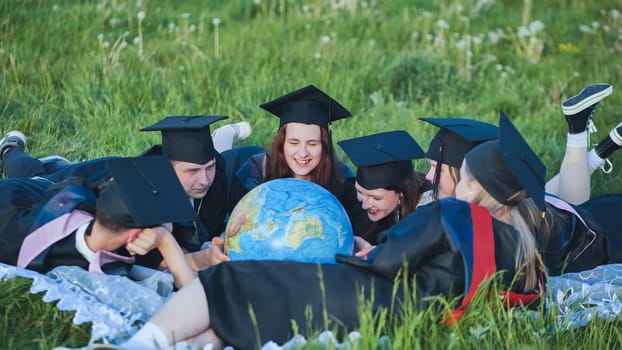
[122,278,220,349]
[549,146,591,204]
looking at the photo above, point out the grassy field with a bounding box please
[2,0,622,348]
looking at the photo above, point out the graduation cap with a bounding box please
[260,85,351,130]
[464,112,546,210]
[338,130,425,189]
[420,117,499,168]
[140,115,228,164]
[98,156,197,228]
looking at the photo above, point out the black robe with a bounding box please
[0,177,100,273]
[199,198,542,349]
[542,193,622,276]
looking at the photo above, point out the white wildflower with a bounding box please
[133,36,141,44]
[137,11,145,21]
[97,33,104,42]
[579,24,591,33]
[120,41,127,49]
[488,31,501,44]
[213,18,221,26]
[592,21,600,28]
[426,34,433,41]
[455,39,467,50]
[495,64,503,71]
[313,52,321,60]
[321,35,330,44]
[611,9,620,19]
[472,36,482,45]
[604,25,610,32]
[517,26,530,38]
[103,41,110,48]
[529,20,544,33]
[189,24,196,32]
[436,19,449,29]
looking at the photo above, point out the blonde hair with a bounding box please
[462,163,540,291]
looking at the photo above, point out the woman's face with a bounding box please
[355,182,401,222]
[425,159,457,198]
[283,122,323,180]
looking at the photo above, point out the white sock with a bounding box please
[588,149,605,170]
[123,322,170,350]
[567,131,588,148]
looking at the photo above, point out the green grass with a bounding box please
[2,0,622,348]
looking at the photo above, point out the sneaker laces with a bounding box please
[600,158,613,174]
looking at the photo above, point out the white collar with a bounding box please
[75,222,96,262]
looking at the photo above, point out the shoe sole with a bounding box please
[39,155,72,164]
[562,84,612,115]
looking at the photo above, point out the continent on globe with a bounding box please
[224,178,354,263]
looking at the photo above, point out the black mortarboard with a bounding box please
[99,156,197,228]
[260,85,351,130]
[420,117,499,168]
[464,112,546,210]
[140,115,228,164]
[338,130,425,189]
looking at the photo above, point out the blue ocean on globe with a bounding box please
[224,178,354,263]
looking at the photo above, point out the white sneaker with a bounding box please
[0,130,26,157]
[230,121,252,143]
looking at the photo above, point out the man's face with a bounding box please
[172,158,216,199]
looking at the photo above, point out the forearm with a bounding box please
[158,233,196,288]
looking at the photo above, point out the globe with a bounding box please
[224,178,354,264]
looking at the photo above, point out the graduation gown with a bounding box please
[224,149,373,236]
[542,193,622,276]
[0,177,100,273]
[199,198,543,349]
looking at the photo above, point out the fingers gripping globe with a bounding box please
[224,178,354,263]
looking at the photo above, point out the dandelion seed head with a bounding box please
[135,0,142,7]
[178,66,185,71]
[97,33,104,42]
[473,36,482,45]
[436,19,449,29]
[426,34,433,41]
[501,71,508,78]
[190,24,196,32]
[52,4,58,11]
[181,13,190,19]
[321,35,330,44]
[368,39,376,47]
[517,26,530,38]
[302,5,310,12]
[304,23,312,30]
[611,9,620,19]
[529,20,544,33]
[313,52,322,60]
[103,41,110,49]
[488,31,501,44]
[579,24,591,33]
[456,4,464,12]
[604,25,610,32]
[120,41,127,49]
[592,21,600,28]
[213,18,221,26]
[455,40,467,50]
[411,31,419,40]
[109,18,119,27]
[495,64,503,71]
[133,36,141,44]
[573,71,580,77]
[254,0,261,4]
[423,11,432,18]
[137,11,146,20]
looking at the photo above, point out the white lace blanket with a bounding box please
[2,263,622,348]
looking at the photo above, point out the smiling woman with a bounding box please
[225,85,372,238]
